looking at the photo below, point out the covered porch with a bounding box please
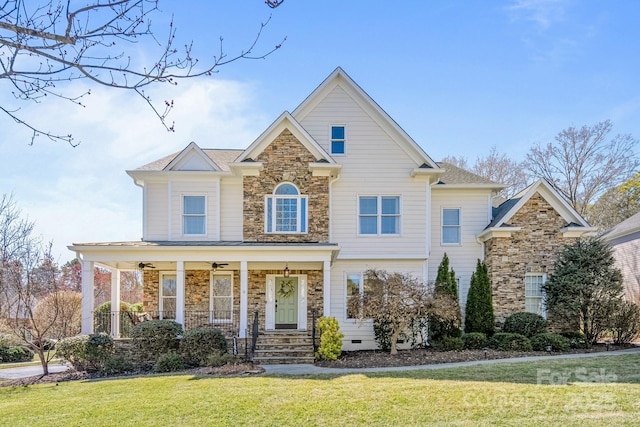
[68,242,340,339]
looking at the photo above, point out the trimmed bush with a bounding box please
[433,336,464,351]
[488,332,532,351]
[559,331,590,349]
[56,333,114,372]
[179,328,228,367]
[502,312,548,338]
[130,320,182,360]
[464,260,495,335]
[316,316,344,360]
[462,332,488,350]
[154,352,184,373]
[530,333,570,352]
[206,351,237,367]
[0,342,34,363]
[102,354,134,375]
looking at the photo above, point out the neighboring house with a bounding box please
[602,211,640,303]
[69,68,595,356]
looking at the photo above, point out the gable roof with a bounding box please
[601,211,640,242]
[479,179,596,241]
[433,162,505,188]
[292,67,441,170]
[133,147,243,172]
[235,111,334,163]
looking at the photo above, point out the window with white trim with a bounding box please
[331,125,345,155]
[159,273,176,319]
[211,274,233,322]
[442,208,461,244]
[358,196,400,235]
[346,273,373,319]
[183,195,206,235]
[525,273,546,317]
[265,183,308,234]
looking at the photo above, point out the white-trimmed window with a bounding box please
[442,208,461,244]
[159,273,176,319]
[525,273,546,317]
[358,196,400,235]
[183,195,206,235]
[345,273,373,319]
[331,125,345,155]
[210,274,233,322]
[265,183,308,234]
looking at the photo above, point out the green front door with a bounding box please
[275,277,298,329]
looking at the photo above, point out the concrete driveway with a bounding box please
[0,363,69,379]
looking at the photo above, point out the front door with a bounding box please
[275,277,298,329]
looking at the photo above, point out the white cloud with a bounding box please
[1,78,269,262]
[507,0,568,30]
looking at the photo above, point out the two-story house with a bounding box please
[70,68,595,358]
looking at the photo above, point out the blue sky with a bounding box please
[2,0,639,261]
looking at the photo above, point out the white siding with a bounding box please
[300,85,428,258]
[169,178,219,241]
[429,188,492,309]
[330,259,426,351]
[220,176,243,241]
[609,232,640,302]
[145,182,168,240]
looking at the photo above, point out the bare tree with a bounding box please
[525,120,639,216]
[1,0,285,145]
[442,146,528,198]
[587,172,640,231]
[348,269,459,355]
[33,289,82,339]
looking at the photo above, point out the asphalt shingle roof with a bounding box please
[135,149,244,172]
[435,162,499,186]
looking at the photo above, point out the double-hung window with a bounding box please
[265,183,308,234]
[211,274,233,323]
[442,208,461,244]
[159,273,176,319]
[359,196,400,235]
[331,126,345,155]
[183,195,206,235]
[346,273,373,319]
[525,274,546,317]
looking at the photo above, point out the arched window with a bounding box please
[266,183,308,234]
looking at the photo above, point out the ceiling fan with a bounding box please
[138,262,156,269]
[211,262,228,271]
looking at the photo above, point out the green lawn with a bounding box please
[1,353,639,426]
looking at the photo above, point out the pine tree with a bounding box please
[464,259,495,335]
[430,254,462,341]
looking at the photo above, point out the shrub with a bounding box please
[373,319,394,352]
[316,316,344,360]
[154,352,184,373]
[464,260,495,335]
[94,301,140,337]
[433,336,464,351]
[206,351,237,367]
[179,328,228,367]
[130,320,182,360]
[462,332,488,350]
[610,301,640,345]
[530,333,570,352]
[488,332,532,351]
[559,331,590,349]
[0,342,34,363]
[56,333,114,372]
[102,354,134,375]
[502,312,548,338]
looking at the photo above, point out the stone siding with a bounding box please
[243,129,330,242]
[484,193,578,327]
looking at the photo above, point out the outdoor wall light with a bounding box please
[283,263,290,278]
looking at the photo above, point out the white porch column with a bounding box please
[81,260,95,334]
[323,260,331,317]
[175,261,185,328]
[110,269,121,338]
[239,261,248,338]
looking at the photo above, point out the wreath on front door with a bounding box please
[277,279,295,298]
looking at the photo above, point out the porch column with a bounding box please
[110,268,121,338]
[323,260,331,317]
[175,261,185,327]
[81,260,94,334]
[239,261,248,338]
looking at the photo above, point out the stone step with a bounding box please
[254,348,314,358]
[252,330,316,364]
[253,355,315,364]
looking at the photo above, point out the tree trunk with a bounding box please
[36,347,49,376]
[390,329,401,355]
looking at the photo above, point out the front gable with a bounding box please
[164,141,221,171]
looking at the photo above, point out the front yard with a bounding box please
[1,352,639,426]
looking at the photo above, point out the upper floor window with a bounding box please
[331,126,345,155]
[359,196,400,235]
[525,274,546,317]
[183,195,206,235]
[266,183,308,234]
[442,208,461,244]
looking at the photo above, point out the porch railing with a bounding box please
[248,310,259,362]
[93,310,240,338]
